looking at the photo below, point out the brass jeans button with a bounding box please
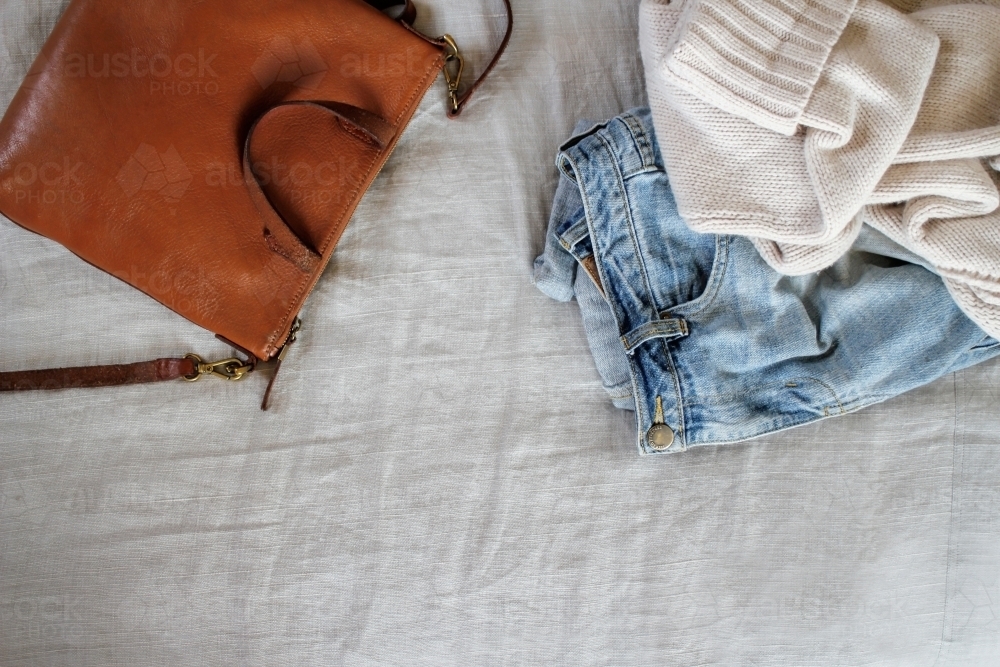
[646,423,675,451]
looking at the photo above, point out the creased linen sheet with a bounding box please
[1,1,998,665]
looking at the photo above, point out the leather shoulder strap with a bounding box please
[448,0,513,117]
[369,0,513,117]
[0,358,197,391]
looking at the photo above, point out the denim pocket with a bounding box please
[667,234,731,319]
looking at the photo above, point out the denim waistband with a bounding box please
[535,108,1000,455]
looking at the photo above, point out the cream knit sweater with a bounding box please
[640,0,1000,337]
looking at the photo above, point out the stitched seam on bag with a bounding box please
[400,20,445,46]
[264,230,312,272]
[316,52,444,261]
[340,120,379,147]
[395,54,446,124]
[262,51,446,356]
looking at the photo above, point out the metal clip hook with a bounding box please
[441,34,464,114]
[183,354,254,382]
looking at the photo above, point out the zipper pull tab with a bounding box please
[261,318,302,411]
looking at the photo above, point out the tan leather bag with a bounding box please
[0,0,511,404]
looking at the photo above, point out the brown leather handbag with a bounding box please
[0,0,511,405]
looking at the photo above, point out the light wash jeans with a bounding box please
[534,108,1000,455]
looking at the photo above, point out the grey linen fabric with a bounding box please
[1,1,999,665]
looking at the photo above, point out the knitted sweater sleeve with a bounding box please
[652,0,858,135]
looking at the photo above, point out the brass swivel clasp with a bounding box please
[442,34,464,114]
[183,354,254,382]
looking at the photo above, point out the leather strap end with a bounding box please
[447,0,513,118]
[397,0,417,25]
[0,358,196,392]
[260,358,283,411]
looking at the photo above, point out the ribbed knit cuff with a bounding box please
[656,0,857,135]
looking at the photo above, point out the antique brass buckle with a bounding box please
[182,317,299,389]
[183,355,253,382]
[442,34,464,114]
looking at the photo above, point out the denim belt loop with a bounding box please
[621,319,689,354]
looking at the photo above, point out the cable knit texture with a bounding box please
[641,0,1000,336]
[641,0,938,266]
[864,3,1000,335]
[660,0,857,135]
[641,0,828,244]
[801,1,938,233]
